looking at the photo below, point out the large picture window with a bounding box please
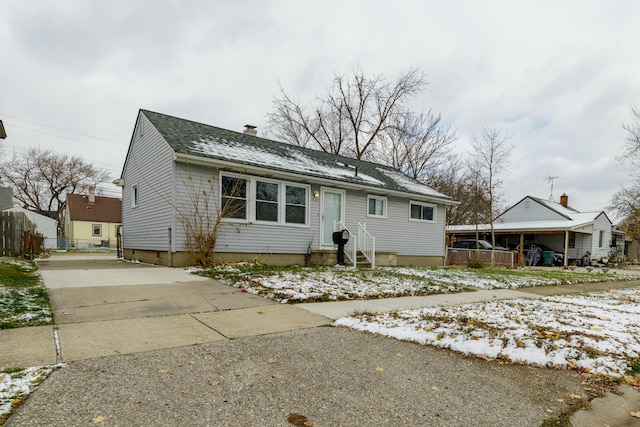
[220,173,308,226]
[221,175,247,219]
[367,195,387,218]
[409,201,436,222]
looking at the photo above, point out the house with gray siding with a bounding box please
[118,109,458,267]
[448,194,616,266]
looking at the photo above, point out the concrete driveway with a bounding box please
[40,255,273,324]
[2,253,330,366]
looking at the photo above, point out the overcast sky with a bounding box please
[1,0,639,215]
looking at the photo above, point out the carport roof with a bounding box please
[448,219,596,234]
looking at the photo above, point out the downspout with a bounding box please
[563,230,569,268]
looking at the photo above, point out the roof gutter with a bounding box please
[173,152,459,206]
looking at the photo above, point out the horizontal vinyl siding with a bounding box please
[501,199,568,222]
[122,114,175,251]
[591,214,613,260]
[173,165,318,254]
[342,189,445,257]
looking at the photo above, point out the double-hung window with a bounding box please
[285,185,307,224]
[221,175,248,219]
[256,181,279,222]
[409,201,436,222]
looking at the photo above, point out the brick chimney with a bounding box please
[559,193,568,208]
[243,124,257,136]
[88,188,96,204]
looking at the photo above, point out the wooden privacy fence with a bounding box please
[0,211,44,258]
[446,248,517,268]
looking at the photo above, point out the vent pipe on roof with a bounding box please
[243,124,257,136]
[560,193,568,208]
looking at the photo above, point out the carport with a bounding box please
[447,221,598,267]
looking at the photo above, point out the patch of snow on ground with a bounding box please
[0,365,61,419]
[336,287,640,378]
[213,266,462,303]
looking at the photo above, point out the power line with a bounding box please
[0,113,126,146]
[5,122,127,152]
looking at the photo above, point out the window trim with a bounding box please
[367,195,387,218]
[255,179,280,223]
[409,200,437,223]
[219,172,310,227]
[131,184,139,208]
[598,230,605,248]
[283,184,309,226]
[92,224,102,236]
[220,173,249,221]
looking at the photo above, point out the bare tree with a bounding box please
[426,155,491,226]
[619,104,640,164]
[608,179,640,254]
[265,67,426,160]
[0,147,110,215]
[609,106,640,259]
[466,127,512,262]
[382,110,457,181]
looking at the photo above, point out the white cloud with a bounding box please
[1,0,639,207]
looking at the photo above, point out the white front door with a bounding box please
[321,188,345,247]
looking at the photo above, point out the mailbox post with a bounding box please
[332,230,350,265]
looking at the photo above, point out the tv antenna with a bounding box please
[543,175,559,201]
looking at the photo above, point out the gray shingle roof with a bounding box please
[141,109,457,203]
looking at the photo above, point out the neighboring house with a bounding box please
[3,206,58,249]
[448,194,615,266]
[118,109,458,267]
[65,191,122,249]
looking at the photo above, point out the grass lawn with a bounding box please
[201,263,638,303]
[0,257,57,424]
[0,258,53,329]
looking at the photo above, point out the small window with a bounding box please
[92,224,102,236]
[598,230,604,248]
[221,175,247,219]
[131,184,138,208]
[285,185,307,224]
[367,195,387,218]
[568,231,575,248]
[409,201,436,222]
[256,180,279,222]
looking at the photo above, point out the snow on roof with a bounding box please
[140,109,457,204]
[376,167,449,199]
[190,137,384,186]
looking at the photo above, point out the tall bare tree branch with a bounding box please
[0,147,110,215]
[265,67,426,160]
